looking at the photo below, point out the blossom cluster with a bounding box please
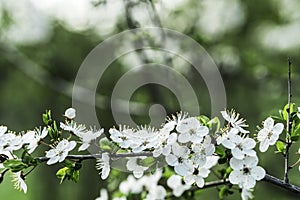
[0,107,294,200]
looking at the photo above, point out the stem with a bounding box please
[284,57,292,183]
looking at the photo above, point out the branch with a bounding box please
[263,174,300,194]
[285,57,292,183]
[35,152,300,194]
[36,152,153,162]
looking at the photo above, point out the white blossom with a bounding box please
[78,128,103,151]
[126,157,148,178]
[221,109,249,133]
[176,117,209,143]
[5,135,23,151]
[191,136,215,167]
[119,175,144,194]
[46,139,76,165]
[96,152,111,180]
[153,132,177,157]
[109,126,135,149]
[119,170,164,197]
[257,117,284,152]
[130,127,160,153]
[229,156,265,189]
[184,156,219,187]
[166,143,194,176]
[216,127,239,146]
[64,108,76,119]
[95,189,108,200]
[60,121,86,136]
[11,171,27,193]
[24,128,48,153]
[222,134,256,159]
[145,185,166,200]
[167,175,191,197]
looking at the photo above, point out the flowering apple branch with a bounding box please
[1,104,300,199]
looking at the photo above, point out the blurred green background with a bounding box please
[1,0,300,199]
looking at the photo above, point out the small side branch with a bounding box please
[285,57,292,183]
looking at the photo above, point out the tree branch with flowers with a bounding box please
[1,64,300,200]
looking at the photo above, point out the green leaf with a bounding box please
[283,103,295,121]
[42,110,52,125]
[140,157,155,167]
[56,167,69,184]
[208,117,221,133]
[99,137,118,151]
[291,135,300,141]
[276,141,285,153]
[197,115,210,126]
[71,170,80,183]
[215,146,226,157]
[218,186,228,199]
[218,186,234,199]
[3,160,28,172]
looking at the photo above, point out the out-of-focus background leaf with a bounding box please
[0,0,300,199]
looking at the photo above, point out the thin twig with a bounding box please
[284,57,292,183]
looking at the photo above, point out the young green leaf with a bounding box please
[276,141,285,153]
[3,160,28,172]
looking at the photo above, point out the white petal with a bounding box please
[259,140,269,152]
[230,157,243,170]
[272,123,284,135]
[133,167,145,178]
[197,126,209,137]
[101,166,110,180]
[153,147,162,157]
[67,141,76,151]
[195,176,205,188]
[0,126,7,135]
[229,170,242,184]
[232,148,245,159]
[59,152,68,162]
[251,166,265,180]
[46,149,57,158]
[47,156,59,165]
[198,168,210,178]
[78,143,89,151]
[243,156,258,168]
[264,117,274,130]
[221,111,231,122]
[257,129,268,142]
[126,158,137,171]
[64,108,76,119]
[184,174,195,185]
[243,138,256,149]
[221,138,235,149]
[243,176,256,189]
[178,133,191,143]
